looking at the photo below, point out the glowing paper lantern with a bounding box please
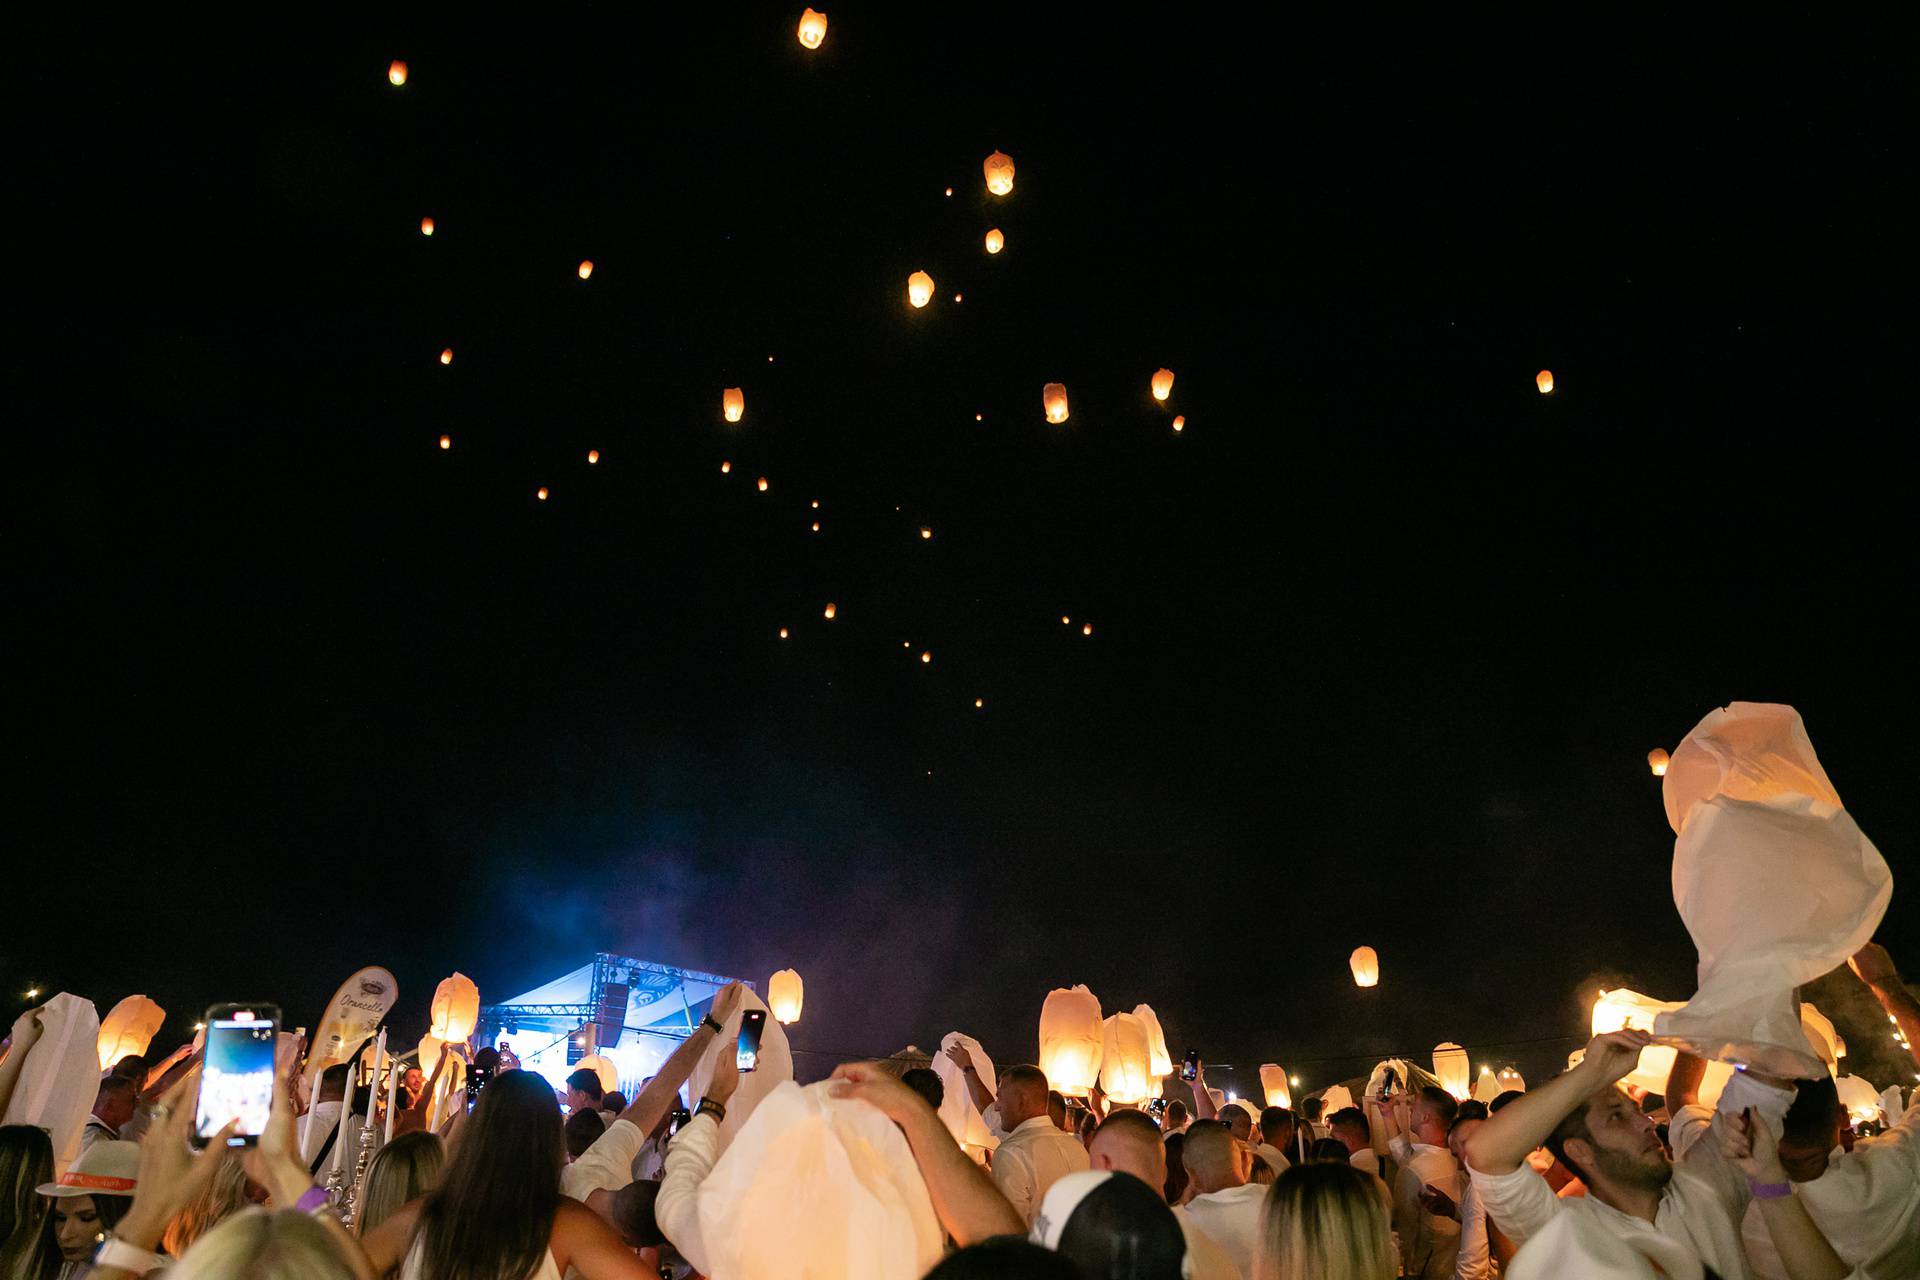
[757,477,769,492]
[1648,748,1670,777]
[586,449,600,464]
[1496,1067,1527,1093]
[1835,1074,1882,1124]
[429,973,480,1044]
[1259,1064,1292,1109]
[1536,369,1554,394]
[723,388,745,423]
[920,651,932,664]
[824,602,837,620]
[1432,1043,1471,1100]
[1471,1067,1500,1104]
[907,270,935,308]
[419,217,435,236]
[388,60,408,87]
[1172,415,1186,433]
[439,435,451,450]
[983,151,1015,196]
[577,260,594,280]
[1133,1004,1173,1079]
[768,969,804,1024]
[1349,946,1380,988]
[1591,987,1735,1100]
[1042,383,1069,424]
[439,348,453,365]
[721,461,732,474]
[919,527,932,540]
[1099,1013,1153,1105]
[985,228,1004,254]
[1081,623,1093,636]
[575,1054,618,1096]
[1320,1085,1356,1116]
[537,487,549,501]
[797,8,828,49]
[1038,984,1103,1098]
[778,628,789,640]
[1151,369,1175,402]
[97,996,166,1071]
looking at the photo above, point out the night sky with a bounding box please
[14,12,1914,1099]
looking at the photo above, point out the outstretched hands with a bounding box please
[1582,1030,1652,1085]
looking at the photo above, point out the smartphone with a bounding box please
[1381,1067,1400,1095]
[1181,1049,1199,1082]
[194,1003,280,1148]
[1147,1097,1169,1116]
[736,1009,767,1073]
[670,1104,692,1133]
[467,1046,499,1105]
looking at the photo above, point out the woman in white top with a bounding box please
[363,1071,654,1280]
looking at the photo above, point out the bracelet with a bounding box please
[1748,1179,1793,1201]
[294,1185,332,1215]
[696,1097,727,1123]
[701,1015,723,1035]
[95,1237,168,1276]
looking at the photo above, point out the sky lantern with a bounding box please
[1648,747,1670,777]
[1099,1013,1153,1105]
[811,522,821,532]
[439,348,453,365]
[1081,623,1093,636]
[723,388,745,422]
[974,698,984,709]
[1132,1004,1174,1079]
[429,973,481,1043]
[1350,946,1380,988]
[1259,1064,1293,1109]
[768,969,804,1024]
[1496,1067,1527,1093]
[811,500,820,509]
[1061,615,1071,625]
[1039,985,1104,1097]
[757,477,769,492]
[985,228,1004,254]
[919,526,933,540]
[438,435,451,450]
[577,260,594,280]
[586,449,599,464]
[1151,368,1175,401]
[1172,415,1186,433]
[1537,369,1555,394]
[1043,383,1069,424]
[720,461,731,474]
[824,602,837,620]
[920,650,932,664]
[573,1054,618,1096]
[983,150,1015,196]
[388,60,408,87]
[537,487,549,501]
[796,8,828,49]
[1432,1043,1471,1100]
[97,996,166,1071]
[419,217,435,236]
[907,270,935,308]
[778,627,789,640]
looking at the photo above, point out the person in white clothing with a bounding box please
[1465,1029,1849,1280]
[1370,1084,1462,1280]
[1331,1106,1384,1177]
[1175,1120,1267,1277]
[1256,1106,1296,1176]
[1087,1109,1243,1279]
[985,1064,1090,1225]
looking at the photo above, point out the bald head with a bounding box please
[997,1064,1050,1128]
[1088,1110,1168,1194]
[1181,1120,1246,1195]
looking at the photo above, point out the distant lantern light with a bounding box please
[438,435,451,450]
[1648,747,1670,777]
[811,522,820,532]
[974,698,984,708]
[439,348,453,365]
[907,270,935,308]
[1061,615,1071,625]
[769,969,805,1023]
[919,526,932,540]
[811,500,820,509]
[586,449,600,464]
[578,260,594,280]
[1350,946,1380,988]
[1151,368,1175,401]
[778,627,789,639]
[984,150,1015,196]
[723,388,745,422]
[1172,415,1186,433]
[797,8,827,49]
[419,216,435,236]
[824,602,837,620]
[1043,383,1069,424]
[1082,623,1092,636]
[954,293,963,303]
[757,476,769,492]
[921,650,932,664]
[975,413,983,422]
[388,60,408,86]
[1537,369,1555,394]
[720,461,732,474]
[1259,1064,1293,1109]
[944,187,953,197]
[537,486,549,501]
[985,228,1005,254]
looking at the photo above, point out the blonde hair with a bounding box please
[163,1154,252,1256]
[170,1208,359,1280]
[1255,1162,1395,1280]
[357,1131,446,1236]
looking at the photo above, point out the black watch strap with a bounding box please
[701,1015,723,1035]
[697,1097,727,1123]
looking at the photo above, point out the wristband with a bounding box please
[1748,1179,1792,1200]
[697,1097,727,1123]
[95,1237,167,1276]
[295,1185,332,1215]
[701,1015,723,1035]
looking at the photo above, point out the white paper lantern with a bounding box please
[1099,1014,1153,1105]
[1349,946,1379,988]
[769,970,804,1025]
[1259,1064,1292,1109]
[1132,1004,1173,1079]
[429,973,480,1044]
[1432,1043,1471,1100]
[97,996,167,1071]
[1835,1074,1883,1124]
[576,1053,618,1096]
[1038,984,1103,1097]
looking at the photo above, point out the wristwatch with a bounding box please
[701,1015,723,1035]
[696,1097,727,1123]
[95,1237,167,1276]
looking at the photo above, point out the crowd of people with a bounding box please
[2,942,1916,1280]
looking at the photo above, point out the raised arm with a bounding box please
[0,1007,46,1120]
[831,1061,1023,1245]
[944,1042,996,1114]
[1720,1106,1848,1280]
[620,982,744,1136]
[1851,942,1920,1071]
[1664,1048,1707,1111]
[1466,1032,1648,1175]
[1188,1061,1218,1120]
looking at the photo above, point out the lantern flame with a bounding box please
[907,270,935,308]
[1537,369,1555,394]
[586,449,599,464]
[1648,747,1670,777]
[985,228,1004,254]
[577,260,593,280]
[1151,368,1175,401]
[439,348,453,365]
[388,60,408,87]
[721,461,731,474]
[983,151,1015,196]
[757,477,769,492]
[420,217,434,236]
[1172,415,1186,433]
[537,487,549,500]
[797,8,827,49]
[1043,383,1069,424]
[723,388,745,422]
[778,628,789,639]
[824,602,837,620]
[920,651,932,664]
[439,435,451,450]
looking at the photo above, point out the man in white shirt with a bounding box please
[1088,1110,1242,1279]
[82,1077,137,1151]
[1331,1106,1383,1177]
[1255,1106,1295,1176]
[1370,1085,1462,1279]
[1442,1112,1494,1280]
[1175,1120,1267,1277]
[1465,1030,1836,1280]
[986,1064,1090,1225]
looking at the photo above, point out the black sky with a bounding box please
[12,10,1916,1097]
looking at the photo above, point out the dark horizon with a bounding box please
[12,10,1914,1102]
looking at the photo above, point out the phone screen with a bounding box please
[736,1009,767,1073]
[1181,1049,1199,1082]
[196,1007,278,1147]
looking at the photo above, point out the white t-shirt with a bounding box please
[1177,1213,1245,1280]
[1176,1182,1267,1277]
[1254,1142,1292,1176]
[1795,1103,1920,1280]
[1389,1133,1462,1280]
[991,1115,1090,1225]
